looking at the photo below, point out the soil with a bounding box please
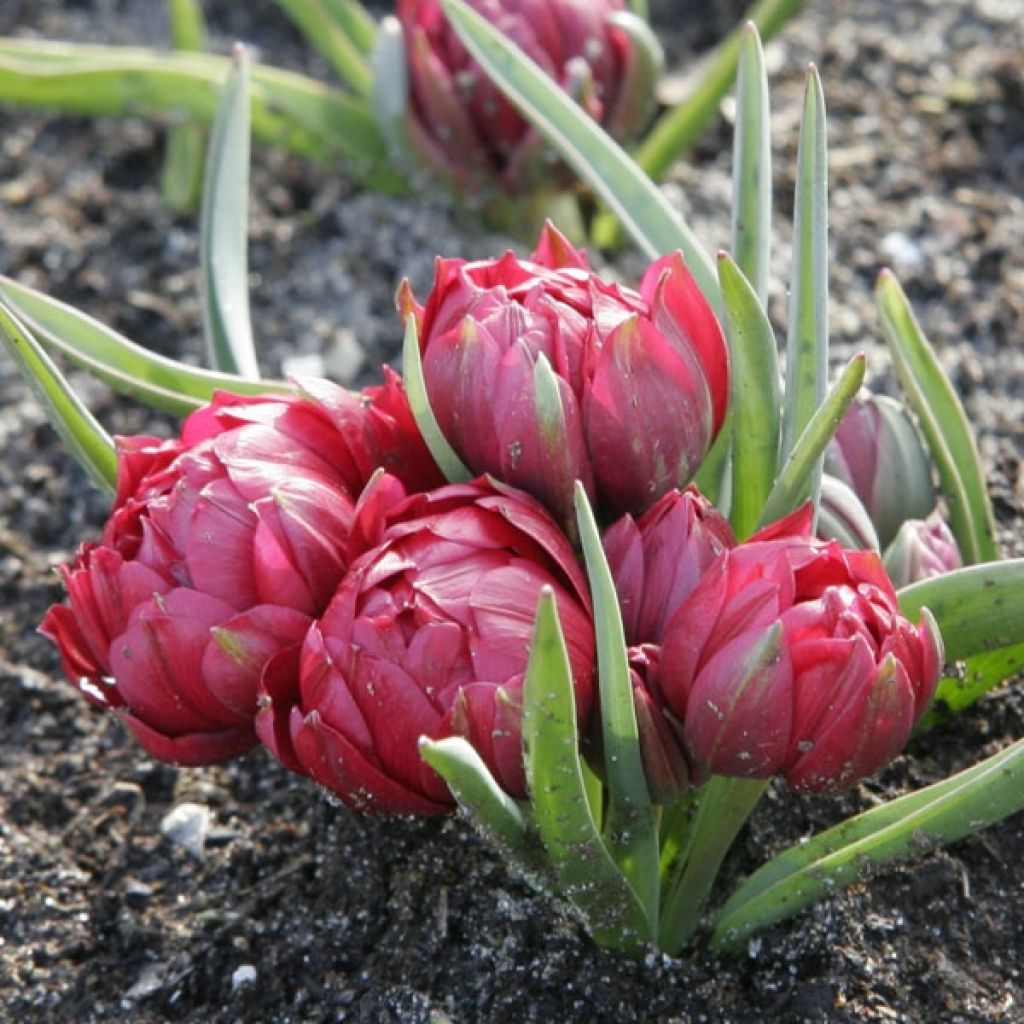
[1,0,1022,1021]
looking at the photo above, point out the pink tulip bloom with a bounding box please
[40,377,441,765]
[399,222,728,527]
[256,474,595,814]
[659,529,943,791]
[391,0,661,193]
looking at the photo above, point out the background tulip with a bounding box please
[658,532,943,791]
[825,390,936,547]
[400,222,729,527]
[383,0,662,194]
[883,510,962,588]
[41,378,440,765]
[256,475,595,813]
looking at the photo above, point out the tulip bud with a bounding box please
[825,391,936,547]
[659,533,943,790]
[816,473,881,551]
[400,222,729,526]
[883,509,962,588]
[386,0,663,195]
[40,379,439,765]
[256,476,596,812]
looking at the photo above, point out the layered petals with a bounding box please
[257,475,596,812]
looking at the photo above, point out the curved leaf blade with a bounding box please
[574,483,660,929]
[0,300,116,495]
[876,269,999,565]
[523,589,653,954]
[718,253,780,538]
[201,46,258,379]
[711,738,1024,950]
[759,353,865,527]
[274,0,372,96]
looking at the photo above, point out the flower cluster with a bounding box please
[42,225,942,812]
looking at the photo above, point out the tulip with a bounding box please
[256,475,595,813]
[380,0,662,194]
[602,485,734,646]
[816,472,881,552]
[825,390,936,547]
[659,531,943,790]
[883,509,962,588]
[399,221,729,527]
[40,378,441,765]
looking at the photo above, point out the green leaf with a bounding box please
[438,0,720,311]
[321,0,378,54]
[923,642,1024,729]
[898,559,1024,663]
[718,253,780,538]
[876,269,999,565]
[200,46,258,379]
[711,737,1024,951]
[691,410,732,511]
[591,0,807,249]
[0,299,116,495]
[418,735,544,873]
[400,314,472,483]
[759,353,864,527]
[522,589,653,954]
[0,39,399,182]
[0,276,287,413]
[780,65,828,498]
[574,483,660,930]
[730,23,772,303]
[160,0,208,212]
[274,0,372,96]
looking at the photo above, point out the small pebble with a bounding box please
[232,964,257,991]
[160,803,212,860]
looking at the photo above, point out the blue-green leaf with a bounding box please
[876,269,999,565]
[274,0,372,96]
[718,253,780,538]
[200,46,258,379]
[522,588,653,954]
[0,299,116,494]
[0,276,287,413]
[574,483,660,930]
[760,353,864,527]
[780,66,828,505]
[711,737,1024,950]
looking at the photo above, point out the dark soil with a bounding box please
[1,1,1022,1021]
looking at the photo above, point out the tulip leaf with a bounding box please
[370,16,409,159]
[731,23,772,302]
[438,0,720,312]
[711,737,1024,951]
[0,39,400,183]
[200,46,259,379]
[0,276,288,413]
[0,299,116,495]
[759,353,865,527]
[591,0,807,249]
[876,269,999,565]
[418,736,545,874]
[718,253,780,538]
[574,483,660,930]
[401,315,473,483]
[522,588,654,954]
[780,67,828,498]
[274,0,372,97]
[898,559,1024,664]
[160,0,207,212]
[321,0,378,55]
[922,642,1024,730]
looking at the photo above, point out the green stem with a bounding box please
[658,776,768,953]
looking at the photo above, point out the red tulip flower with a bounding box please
[256,475,595,814]
[388,0,662,194]
[399,222,729,528]
[659,526,943,790]
[40,376,441,765]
